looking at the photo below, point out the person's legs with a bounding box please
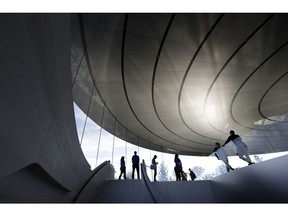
[176,172,180,181]
[175,169,179,181]
[136,165,140,179]
[189,173,194,181]
[174,168,178,181]
[243,153,253,164]
[223,159,234,171]
[118,171,122,179]
[237,145,253,164]
[227,163,234,171]
[132,165,135,179]
[225,163,234,171]
[224,164,230,172]
[180,169,184,181]
[154,168,157,181]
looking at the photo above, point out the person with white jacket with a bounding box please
[213,142,234,172]
[223,130,254,165]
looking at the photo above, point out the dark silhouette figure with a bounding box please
[132,151,140,179]
[174,154,183,181]
[188,168,196,181]
[151,155,158,182]
[213,142,234,172]
[181,171,187,181]
[118,156,126,180]
[224,130,254,165]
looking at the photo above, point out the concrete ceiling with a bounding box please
[71,13,288,156]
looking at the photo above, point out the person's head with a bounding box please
[230,130,235,135]
[215,142,220,147]
[154,155,157,159]
[134,151,137,155]
[121,156,124,160]
[175,154,179,158]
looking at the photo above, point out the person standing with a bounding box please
[188,168,197,181]
[174,154,183,181]
[151,155,158,182]
[223,130,254,165]
[118,156,126,180]
[132,151,140,179]
[213,142,234,172]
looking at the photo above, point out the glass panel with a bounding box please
[73,101,288,178]
[80,117,100,170]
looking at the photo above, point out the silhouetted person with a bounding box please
[224,130,254,165]
[188,168,196,181]
[151,155,158,182]
[132,151,140,179]
[174,154,182,181]
[118,156,126,180]
[181,171,187,181]
[213,142,234,172]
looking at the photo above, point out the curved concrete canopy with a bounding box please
[71,13,288,156]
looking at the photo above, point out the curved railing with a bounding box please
[72,160,111,202]
[141,159,165,203]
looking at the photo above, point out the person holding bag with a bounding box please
[151,155,158,182]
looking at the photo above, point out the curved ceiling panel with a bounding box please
[71,13,288,156]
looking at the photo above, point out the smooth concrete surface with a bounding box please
[211,154,288,203]
[151,155,288,203]
[75,162,115,202]
[76,161,158,203]
[74,155,288,203]
[77,179,155,203]
[0,14,91,202]
[154,180,215,203]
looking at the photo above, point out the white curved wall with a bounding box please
[0,14,91,202]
